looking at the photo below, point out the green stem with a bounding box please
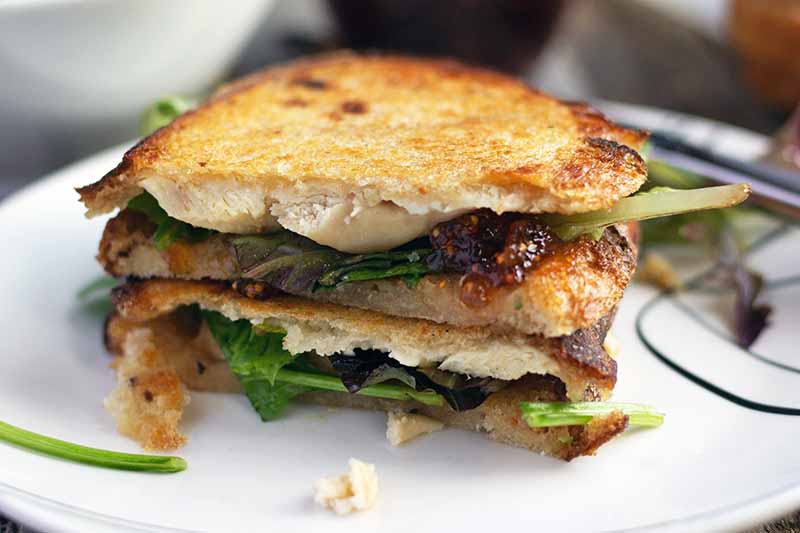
[520,402,665,428]
[0,420,187,473]
[272,368,445,406]
[542,184,750,240]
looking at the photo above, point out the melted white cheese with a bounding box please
[140,177,457,253]
[275,198,455,253]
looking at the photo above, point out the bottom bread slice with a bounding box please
[104,303,628,461]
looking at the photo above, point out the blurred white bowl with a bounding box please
[0,0,275,168]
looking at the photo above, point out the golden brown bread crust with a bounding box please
[105,308,627,460]
[78,52,648,218]
[98,209,638,337]
[110,279,617,399]
[104,326,190,450]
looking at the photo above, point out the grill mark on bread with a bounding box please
[292,77,329,90]
[341,100,368,114]
[284,98,308,107]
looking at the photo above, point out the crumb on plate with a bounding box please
[313,458,378,515]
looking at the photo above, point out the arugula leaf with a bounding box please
[715,228,773,348]
[230,234,433,293]
[316,249,432,287]
[327,350,492,411]
[202,310,444,421]
[128,192,214,251]
[203,310,292,385]
[203,310,305,421]
[270,368,443,404]
[231,233,344,293]
[140,95,196,137]
[541,184,750,241]
[240,380,312,421]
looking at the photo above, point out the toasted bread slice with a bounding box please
[105,301,626,460]
[99,209,638,337]
[78,53,647,252]
[110,279,617,401]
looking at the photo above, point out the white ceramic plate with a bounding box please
[1,104,798,533]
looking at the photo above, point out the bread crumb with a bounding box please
[602,331,621,359]
[313,458,378,515]
[638,252,682,291]
[386,411,444,446]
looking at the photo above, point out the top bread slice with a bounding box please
[77,52,648,246]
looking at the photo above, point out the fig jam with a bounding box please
[427,209,513,271]
[427,210,558,307]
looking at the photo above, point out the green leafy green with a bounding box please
[519,401,665,428]
[646,159,708,189]
[140,95,196,137]
[241,380,312,422]
[128,192,214,251]
[203,310,306,421]
[327,350,491,410]
[642,161,761,247]
[202,310,443,421]
[76,275,117,300]
[269,368,444,404]
[641,210,727,246]
[316,249,432,289]
[76,275,116,318]
[541,184,750,241]
[0,419,186,473]
[230,234,433,293]
[202,310,293,386]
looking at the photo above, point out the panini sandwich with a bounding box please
[78,53,748,460]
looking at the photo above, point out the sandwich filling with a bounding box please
[122,191,628,309]
[109,280,619,401]
[105,300,630,460]
[201,309,507,415]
